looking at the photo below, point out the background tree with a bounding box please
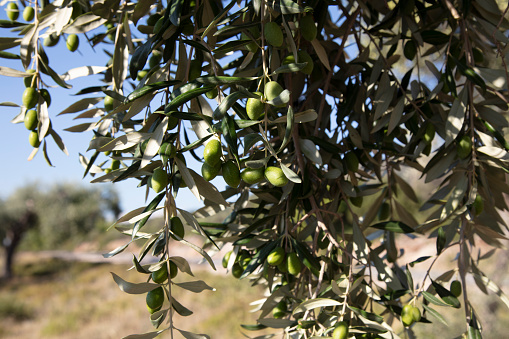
[0,183,120,278]
[1,0,509,338]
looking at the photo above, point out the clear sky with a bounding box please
[0,10,205,216]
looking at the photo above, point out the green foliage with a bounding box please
[2,0,509,338]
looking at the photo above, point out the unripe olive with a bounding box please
[222,160,241,188]
[457,135,472,159]
[272,301,287,319]
[24,109,38,130]
[404,40,417,61]
[350,196,363,208]
[24,69,36,87]
[345,152,359,172]
[151,167,168,193]
[267,247,285,266]
[411,306,421,322]
[23,6,34,21]
[66,34,79,52]
[146,287,164,314]
[401,304,415,327]
[167,115,179,130]
[110,159,120,170]
[39,88,51,107]
[147,13,162,26]
[43,33,60,47]
[137,70,148,81]
[264,166,288,187]
[170,216,185,239]
[22,87,38,109]
[104,95,115,112]
[332,321,349,339]
[154,17,165,34]
[6,2,19,21]
[29,130,40,148]
[264,81,284,107]
[264,21,283,47]
[148,51,162,68]
[203,139,222,166]
[450,280,462,297]
[472,194,484,216]
[188,60,202,81]
[222,250,232,268]
[232,262,243,279]
[151,263,168,284]
[246,92,264,120]
[159,142,176,163]
[205,87,218,99]
[286,252,301,276]
[297,50,314,75]
[299,15,317,41]
[241,167,265,185]
[202,161,221,181]
[423,123,435,144]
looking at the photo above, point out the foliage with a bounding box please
[2,0,509,338]
[0,183,120,250]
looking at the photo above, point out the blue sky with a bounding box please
[0,10,204,217]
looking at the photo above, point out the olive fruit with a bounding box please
[151,167,168,193]
[159,142,176,163]
[350,196,363,208]
[450,280,462,297]
[154,17,165,34]
[241,167,265,185]
[188,60,202,81]
[264,81,285,107]
[205,87,218,99]
[378,202,390,220]
[267,247,285,266]
[299,15,317,41]
[23,6,34,21]
[104,95,115,112]
[423,124,435,144]
[43,33,59,47]
[110,159,120,170]
[146,286,165,314]
[167,115,179,130]
[222,250,232,268]
[457,135,472,159]
[137,70,148,81]
[232,262,243,279]
[222,160,241,188]
[24,109,38,130]
[24,69,36,87]
[401,304,415,327]
[297,50,313,75]
[147,13,162,26]
[411,306,421,322]
[472,194,484,216]
[203,139,222,166]
[22,87,38,109]
[404,40,417,61]
[202,161,221,181]
[286,252,301,276]
[264,21,283,47]
[29,130,40,148]
[264,166,288,187]
[39,88,51,107]
[345,152,359,172]
[6,2,19,21]
[272,301,287,319]
[246,92,264,120]
[149,50,162,68]
[332,321,349,339]
[170,216,185,240]
[66,34,79,52]
[151,263,168,284]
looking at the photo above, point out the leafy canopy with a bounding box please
[2,0,509,338]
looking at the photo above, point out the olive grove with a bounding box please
[1,0,509,338]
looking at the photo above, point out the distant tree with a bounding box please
[2,0,509,338]
[0,183,120,278]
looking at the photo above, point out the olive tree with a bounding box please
[1,0,509,338]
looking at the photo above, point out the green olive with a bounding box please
[332,321,349,339]
[29,130,40,148]
[151,167,168,193]
[66,34,79,52]
[241,167,265,185]
[203,139,222,166]
[202,161,221,181]
[267,247,285,266]
[299,15,317,41]
[450,280,462,297]
[457,135,472,159]
[246,92,264,120]
[222,160,241,188]
[146,287,164,314]
[170,216,185,240]
[401,304,415,327]
[286,252,301,276]
[23,6,34,21]
[272,300,287,319]
[6,2,19,21]
[22,87,38,109]
[24,109,38,130]
[264,166,288,187]
[264,81,285,107]
[264,21,283,47]
[472,194,484,216]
